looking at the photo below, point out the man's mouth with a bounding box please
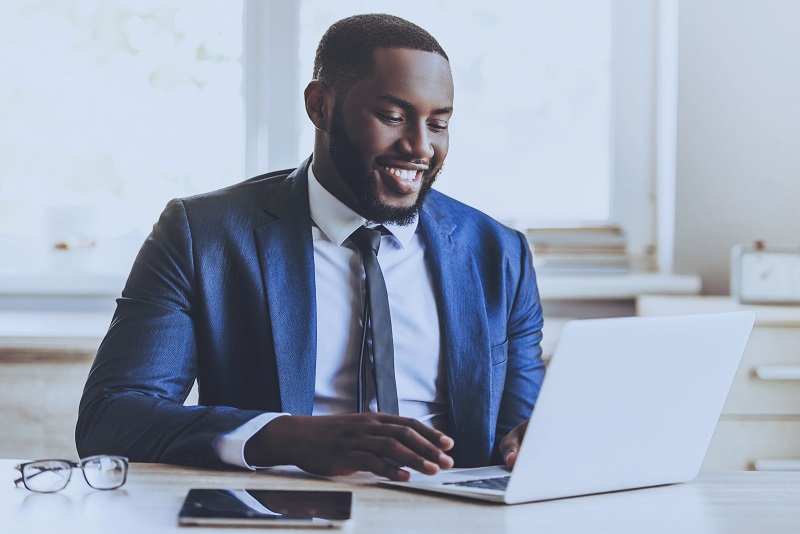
[382,166,421,182]
[378,164,428,195]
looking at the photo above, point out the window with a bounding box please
[0,0,245,274]
[0,0,669,280]
[297,0,613,224]
[255,0,666,269]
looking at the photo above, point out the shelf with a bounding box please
[0,272,126,297]
[0,310,110,354]
[637,295,800,326]
[538,273,701,300]
[0,272,702,301]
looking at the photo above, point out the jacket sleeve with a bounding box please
[492,230,546,461]
[75,199,264,468]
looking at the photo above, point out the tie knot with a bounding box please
[350,226,383,255]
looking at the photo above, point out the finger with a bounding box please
[405,418,455,454]
[369,423,454,469]
[349,451,410,481]
[368,425,448,467]
[355,436,442,475]
[504,450,518,468]
[498,429,520,463]
[375,414,455,452]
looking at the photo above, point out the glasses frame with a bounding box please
[13,455,129,493]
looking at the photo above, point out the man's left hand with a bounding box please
[499,419,529,468]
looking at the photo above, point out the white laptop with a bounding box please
[381,311,756,504]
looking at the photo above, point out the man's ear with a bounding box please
[304,80,330,132]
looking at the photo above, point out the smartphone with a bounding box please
[178,488,353,528]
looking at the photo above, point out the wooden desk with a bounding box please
[2,460,799,533]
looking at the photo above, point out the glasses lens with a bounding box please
[22,460,71,493]
[82,456,127,490]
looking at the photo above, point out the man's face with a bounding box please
[327,48,454,225]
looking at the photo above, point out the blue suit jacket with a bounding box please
[76,158,545,468]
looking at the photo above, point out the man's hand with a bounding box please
[499,419,529,468]
[245,413,454,481]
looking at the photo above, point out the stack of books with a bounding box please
[526,226,630,274]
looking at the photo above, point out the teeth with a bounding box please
[385,167,416,181]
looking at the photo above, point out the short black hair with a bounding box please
[313,14,449,94]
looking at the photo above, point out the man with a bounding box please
[76,14,545,481]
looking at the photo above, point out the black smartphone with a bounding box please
[178,488,353,528]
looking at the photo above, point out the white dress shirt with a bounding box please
[213,167,446,469]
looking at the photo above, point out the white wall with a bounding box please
[674,0,800,294]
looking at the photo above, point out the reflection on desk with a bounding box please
[2,460,800,533]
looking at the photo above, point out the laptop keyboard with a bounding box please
[443,475,510,491]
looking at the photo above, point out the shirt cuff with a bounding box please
[213,412,289,470]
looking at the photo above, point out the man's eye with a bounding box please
[428,122,448,132]
[377,113,403,123]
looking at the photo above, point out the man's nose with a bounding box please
[399,121,435,161]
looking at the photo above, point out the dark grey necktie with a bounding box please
[349,226,399,415]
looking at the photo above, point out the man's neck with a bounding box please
[310,153,363,216]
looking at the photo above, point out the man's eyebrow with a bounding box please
[376,95,453,115]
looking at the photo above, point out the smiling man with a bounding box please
[315,46,451,226]
[77,14,545,481]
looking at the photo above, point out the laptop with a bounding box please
[381,311,756,504]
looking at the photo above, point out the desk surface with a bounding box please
[2,460,799,533]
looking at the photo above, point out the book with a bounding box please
[527,225,630,274]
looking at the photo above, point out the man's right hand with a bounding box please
[244,413,455,481]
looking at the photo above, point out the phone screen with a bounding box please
[178,488,352,528]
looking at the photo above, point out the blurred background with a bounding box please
[0,0,798,469]
[2,0,798,294]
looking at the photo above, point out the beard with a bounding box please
[327,104,441,225]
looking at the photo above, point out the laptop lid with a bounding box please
[503,311,755,504]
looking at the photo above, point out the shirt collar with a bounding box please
[307,165,418,248]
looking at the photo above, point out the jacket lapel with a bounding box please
[420,197,492,467]
[254,160,316,415]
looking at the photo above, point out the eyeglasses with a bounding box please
[13,455,129,493]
